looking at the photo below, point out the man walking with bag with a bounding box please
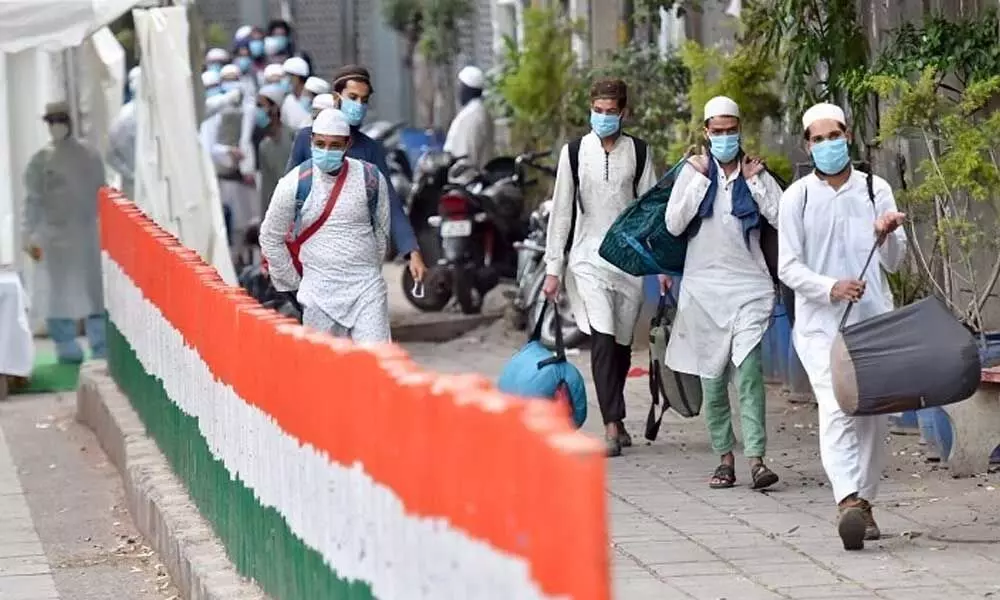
[542,77,657,457]
[663,96,784,490]
[777,102,906,550]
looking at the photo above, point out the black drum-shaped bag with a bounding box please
[832,297,982,416]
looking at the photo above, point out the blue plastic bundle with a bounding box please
[497,303,587,428]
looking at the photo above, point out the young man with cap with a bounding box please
[286,65,427,286]
[280,56,312,130]
[205,48,230,73]
[542,77,657,457]
[107,66,141,199]
[665,96,784,490]
[443,65,494,169]
[300,77,331,124]
[260,63,284,87]
[260,108,392,342]
[777,102,907,551]
[23,101,107,362]
[256,84,297,215]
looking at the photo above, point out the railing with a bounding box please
[98,187,609,600]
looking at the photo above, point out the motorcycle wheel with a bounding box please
[531,287,586,350]
[454,266,483,315]
[402,264,452,312]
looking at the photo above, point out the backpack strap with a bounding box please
[362,160,380,231]
[293,159,313,234]
[565,137,584,256]
[627,134,647,199]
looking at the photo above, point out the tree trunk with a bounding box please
[412,51,435,128]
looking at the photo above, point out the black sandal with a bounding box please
[709,464,736,489]
[751,463,779,489]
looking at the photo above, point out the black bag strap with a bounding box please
[629,134,647,199]
[532,300,567,368]
[565,138,583,256]
[838,239,881,330]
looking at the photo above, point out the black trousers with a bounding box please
[591,331,632,425]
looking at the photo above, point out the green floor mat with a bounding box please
[8,348,87,395]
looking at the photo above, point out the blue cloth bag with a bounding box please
[497,302,587,428]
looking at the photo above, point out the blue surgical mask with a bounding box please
[236,56,252,73]
[206,86,222,97]
[312,147,345,172]
[708,133,740,163]
[279,77,291,93]
[271,35,289,52]
[340,98,368,127]
[249,39,264,58]
[811,138,850,175]
[300,95,313,110]
[255,107,271,129]
[590,111,620,138]
[220,81,240,93]
[208,63,222,74]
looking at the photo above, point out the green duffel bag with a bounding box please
[645,290,703,441]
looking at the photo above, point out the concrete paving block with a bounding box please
[0,573,60,599]
[0,554,52,577]
[666,573,784,600]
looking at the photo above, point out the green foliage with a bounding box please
[204,23,228,50]
[382,0,470,66]
[489,7,584,152]
[739,0,870,140]
[871,68,1000,328]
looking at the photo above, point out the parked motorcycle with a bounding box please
[421,150,555,315]
[505,200,586,350]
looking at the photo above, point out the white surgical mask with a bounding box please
[48,123,70,141]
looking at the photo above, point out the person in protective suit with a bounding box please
[22,102,107,363]
[443,65,494,169]
[107,66,140,199]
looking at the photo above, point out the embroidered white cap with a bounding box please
[304,76,330,95]
[205,47,229,63]
[263,63,284,82]
[704,96,740,121]
[282,56,310,78]
[234,25,253,41]
[220,64,241,80]
[128,66,141,85]
[311,93,337,111]
[258,84,286,107]
[802,102,846,131]
[201,70,221,88]
[458,66,484,89]
[312,109,350,136]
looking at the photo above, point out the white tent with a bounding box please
[0,1,143,54]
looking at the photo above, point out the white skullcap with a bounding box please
[311,93,337,111]
[201,70,220,87]
[802,102,846,131]
[263,63,284,81]
[220,64,241,79]
[234,25,253,41]
[458,66,484,89]
[258,84,286,107]
[312,109,350,136]
[304,76,330,95]
[704,96,739,120]
[282,56,309,78]
[206,47,229,63]
[128,66,141,84]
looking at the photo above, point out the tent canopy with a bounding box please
[0,1,143,54]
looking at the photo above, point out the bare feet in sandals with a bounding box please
[709,453,736,488]
[750,459,779,490]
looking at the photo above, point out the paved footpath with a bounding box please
[403,321,1000,600]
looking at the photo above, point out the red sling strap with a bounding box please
[285,160,350,276]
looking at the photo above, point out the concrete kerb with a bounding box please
[75,361,267,600]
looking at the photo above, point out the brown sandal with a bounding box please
[709,464,736,489]
[751,464,779,489]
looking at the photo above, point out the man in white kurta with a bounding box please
[664,97,783,490]
[543,78,657,457]
[777,102,907,551]
[443,66,494,169]
[260,109,391,343]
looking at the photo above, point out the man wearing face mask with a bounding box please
[442,66,494,169]
[107,66,141,199]
[300,77,331,124]
[279,57,312,131]
[260,109,392,342]
[778,103,907,551]
[256,84,296,215]
[22,102,107,362]
[205,48,230,74]
[286,65,427,287]
[542,77,657,457]
[664,96,784,490]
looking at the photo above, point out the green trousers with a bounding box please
[701,344,766,458]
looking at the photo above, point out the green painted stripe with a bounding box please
[107,321,375,600]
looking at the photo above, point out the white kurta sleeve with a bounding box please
[777,183,838,304]
[543,144,575,278]
[259,172,301,291]
[636,146,657,197]
[375,172,391,260]
[238,105,256,175]
[748,171,783,226]
[872,177,907,273]
[21,150,47,247]
[664,163,710,236]
[198,117,231,170]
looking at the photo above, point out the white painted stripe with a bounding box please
[102,253,559,600]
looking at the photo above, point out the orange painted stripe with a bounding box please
[98,188,609,599]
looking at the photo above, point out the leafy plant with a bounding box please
[870,69,1000,330]
[489,7,584,152]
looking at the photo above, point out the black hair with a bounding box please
[804,122,847,140]
[590,77,628,109]
[267,20,292,35]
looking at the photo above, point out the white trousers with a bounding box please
[302,303,391,344]
[811,374,889,504]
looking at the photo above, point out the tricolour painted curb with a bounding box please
[96,187,609,600]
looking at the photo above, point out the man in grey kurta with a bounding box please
[259,109,391,342]
[255,84,296,215]
[22,101,106,362]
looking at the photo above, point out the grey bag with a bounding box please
[832,243,982,416]
[646,291,703,440]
